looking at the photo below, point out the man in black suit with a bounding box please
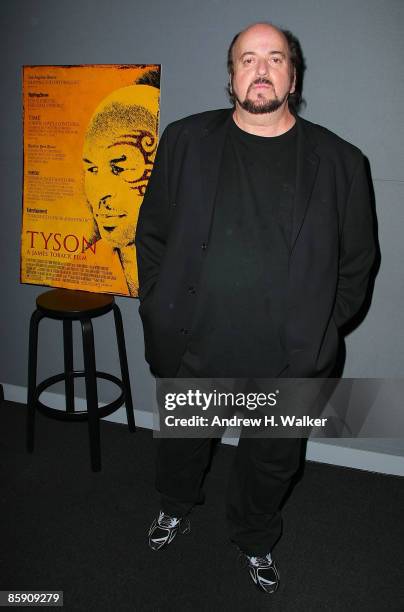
[135,22,375,594]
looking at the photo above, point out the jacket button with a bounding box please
[201,242,207,250]
[180,328,189,335]
[172,202,177,207]
[188,286,196,294]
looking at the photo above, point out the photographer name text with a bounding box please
[164,415,328,428]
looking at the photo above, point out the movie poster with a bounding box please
[21,64,161,297]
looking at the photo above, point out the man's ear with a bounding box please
[228,75,233,94]
[290,68,296,94]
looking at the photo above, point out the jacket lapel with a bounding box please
[199,110,233,222]
[291,117,320,251]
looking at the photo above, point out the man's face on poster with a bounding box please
[83,125,156,249]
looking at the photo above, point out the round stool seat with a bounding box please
[36,289,114,319]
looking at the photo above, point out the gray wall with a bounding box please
[1,1,403,465]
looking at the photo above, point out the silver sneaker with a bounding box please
[241,551,280,594]
[148,510,191,551]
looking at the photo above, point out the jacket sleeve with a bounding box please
[333,154,376,328]
[135,127,171,302]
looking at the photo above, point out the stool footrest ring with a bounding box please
[34,371,125,421]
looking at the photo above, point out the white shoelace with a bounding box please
[157,511,180,528]
[248,553,273,567]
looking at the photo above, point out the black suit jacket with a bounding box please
[135,109,376,378]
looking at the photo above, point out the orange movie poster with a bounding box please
[21,64,161,297]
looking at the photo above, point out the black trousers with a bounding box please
[156,435,302,555]
[155,361,302,555]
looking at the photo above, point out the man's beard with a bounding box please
[235,78,288,115]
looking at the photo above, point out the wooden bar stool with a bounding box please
[26,289,136,471]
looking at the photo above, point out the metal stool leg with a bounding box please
[81,318,101,472]
[27,309,44,453]
[113,304,136,432]
[63,320,75,413]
